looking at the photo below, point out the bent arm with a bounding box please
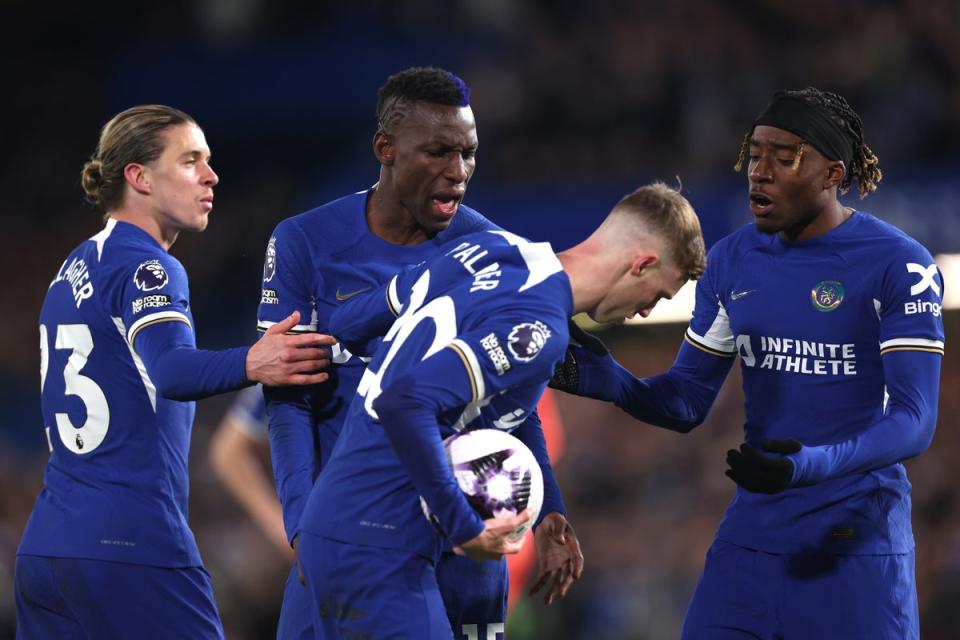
[134,321,250,401]
[789,350,940,485]
[568,340,734,432]
[330,277,401,357]
[372,347,487,546]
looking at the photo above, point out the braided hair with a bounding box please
[735,88,882,199]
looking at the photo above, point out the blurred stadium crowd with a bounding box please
[2,1,959,637]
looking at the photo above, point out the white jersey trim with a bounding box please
[879,337,945,351]
[90,218,117,261]
[387,276,402,316]
[256,320,316,333]
[113,316,157,412]
[687,301,736,353]
[450,338,486,402]
[127,311,192,344]
[488,230,562,293]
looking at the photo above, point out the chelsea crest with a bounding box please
[811,280,844,312]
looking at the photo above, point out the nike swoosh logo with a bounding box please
[730,289,756,301]
[335,287,371,301]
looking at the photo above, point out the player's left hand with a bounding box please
[455,509,532,561]
[725,439,801,494]
[529,512,584,605]
[549,319,610,395]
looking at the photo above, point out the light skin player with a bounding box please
[85,109,333,386]
[16,105,331,640]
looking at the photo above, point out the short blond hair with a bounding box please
[610,182,706,280]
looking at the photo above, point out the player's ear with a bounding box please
[123,162,151,195]
[823,160,845,190]
[630,252,659,277]
[373,130,395,166]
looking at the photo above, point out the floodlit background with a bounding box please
[2,2,959,638]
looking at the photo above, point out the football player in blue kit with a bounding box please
[258,67,585,640]
[550,88,943,639]
[294,183,706,638]
[16,106,332,639]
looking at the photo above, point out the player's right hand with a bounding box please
[247,311,337,386]
[454,509,533,561]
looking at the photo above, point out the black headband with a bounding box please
[753,94,854,168]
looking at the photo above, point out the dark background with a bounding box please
[2,1,959,637]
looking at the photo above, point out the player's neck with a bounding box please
[365,186,431,246]
[368,215,431,245]
[779,201,851,243]
[109,209,180,251]
[557,241,612,315]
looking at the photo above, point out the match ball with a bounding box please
[424,428,544,541]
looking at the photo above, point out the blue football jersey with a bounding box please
[301,229,572,560]
[255,189,499,536]
[685,212,944,554]
[20,219,204,567]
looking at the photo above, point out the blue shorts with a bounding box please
[297,532,452,639]
[14,554,224,640]
[681,539,919,639]
[436,551,507,640]
[277,563,313,640]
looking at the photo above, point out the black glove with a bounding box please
[568,320,609,356]
[549,320,608,394]
[724,439,801,494]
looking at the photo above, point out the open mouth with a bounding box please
[431,193,462,218]
[749,192,773,215]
